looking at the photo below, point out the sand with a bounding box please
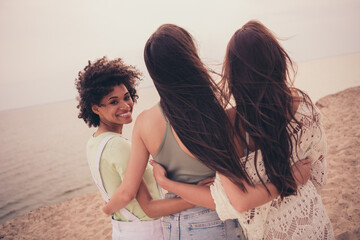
[315,86,360,239]
[0,193,111,240]
[0,61,359,238]
[1,87,359,239]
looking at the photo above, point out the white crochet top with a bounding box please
[210,102,334,240]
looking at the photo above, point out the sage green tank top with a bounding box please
[153,105,215,184]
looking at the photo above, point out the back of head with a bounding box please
[144,24,212,97]
[144,24,249,188]
[223,20,292,101]
[223,20,310,197]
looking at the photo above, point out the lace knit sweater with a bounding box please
[210,101,334,240]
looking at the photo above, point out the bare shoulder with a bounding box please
[133,103,165,135]
[135,104,160,126]
[133,103,166,155]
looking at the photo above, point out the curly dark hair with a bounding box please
[75,56,141,127]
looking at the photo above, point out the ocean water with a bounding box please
[0,55,359,224]
[0,87,159,224]
[0,100,97,224]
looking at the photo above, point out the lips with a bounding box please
[118,111,132,118]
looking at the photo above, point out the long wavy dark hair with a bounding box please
[222,20,315,198]
[144,24,251,189]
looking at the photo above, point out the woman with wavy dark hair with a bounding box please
[102,24,247,240]
[103,23,311,239]
[151,21,334,239]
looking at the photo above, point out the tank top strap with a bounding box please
[245,132,250,145]
[158,103,169,123]
[244,131,250,155]
[154,103,171,158]
[88,134,140,222]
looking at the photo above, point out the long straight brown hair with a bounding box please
[144,24,251,189]
[222,20,315,198]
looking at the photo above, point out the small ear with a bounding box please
[92,105,100,115]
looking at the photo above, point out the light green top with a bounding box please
[87,132,161,221]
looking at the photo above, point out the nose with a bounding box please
[119,101,131,111]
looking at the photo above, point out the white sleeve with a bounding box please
[295,106,328,192]
[210,173,271,240]
[210,173,240,221]
[308,116,328,191]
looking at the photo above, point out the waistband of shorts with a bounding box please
[111,218,162,232]
[164,193,216,220]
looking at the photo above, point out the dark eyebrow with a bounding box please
[107,92,130,102]
[107,96,118,101]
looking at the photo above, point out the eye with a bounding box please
[124,94,131,101]
[110,100,119,105]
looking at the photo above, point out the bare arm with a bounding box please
[136,179,194,218]
[150,160,216,209]
[151,159,310,213]
[103,113,151,215]
[151,160,277,211]
[218,173,278,212]
[224,158,311,212]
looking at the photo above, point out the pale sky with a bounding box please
[0,0,360,111]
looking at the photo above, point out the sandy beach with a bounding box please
[0,54,360,239]
[1,87,359,240]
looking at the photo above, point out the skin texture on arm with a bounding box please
[220,159,311,213]
[102,112,151,215]
[218,173,278,213]
[150,159,311,213]
[136,179,194,218]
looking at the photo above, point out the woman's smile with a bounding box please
[117,111,132,118]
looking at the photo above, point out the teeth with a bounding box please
[119,112,131,117]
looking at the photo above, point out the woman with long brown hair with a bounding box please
[102,24,246,239]
[151,20,334,239]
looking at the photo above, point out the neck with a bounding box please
[94,121,123,137]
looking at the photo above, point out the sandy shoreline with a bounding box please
[315,86,360,239]
[1,51,360,239]
[0,86,359,239]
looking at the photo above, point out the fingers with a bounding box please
[150,159,166,171]
[197,177,215,186]
[292,158,312,186]
[102,205,112,216]
[299,158,311,165]
[149,159,162,166]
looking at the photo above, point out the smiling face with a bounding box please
[92,84,134,133]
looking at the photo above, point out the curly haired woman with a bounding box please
[75,57,193,240]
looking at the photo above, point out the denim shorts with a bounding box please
[111,218,164,240]
[162,193,246,240]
